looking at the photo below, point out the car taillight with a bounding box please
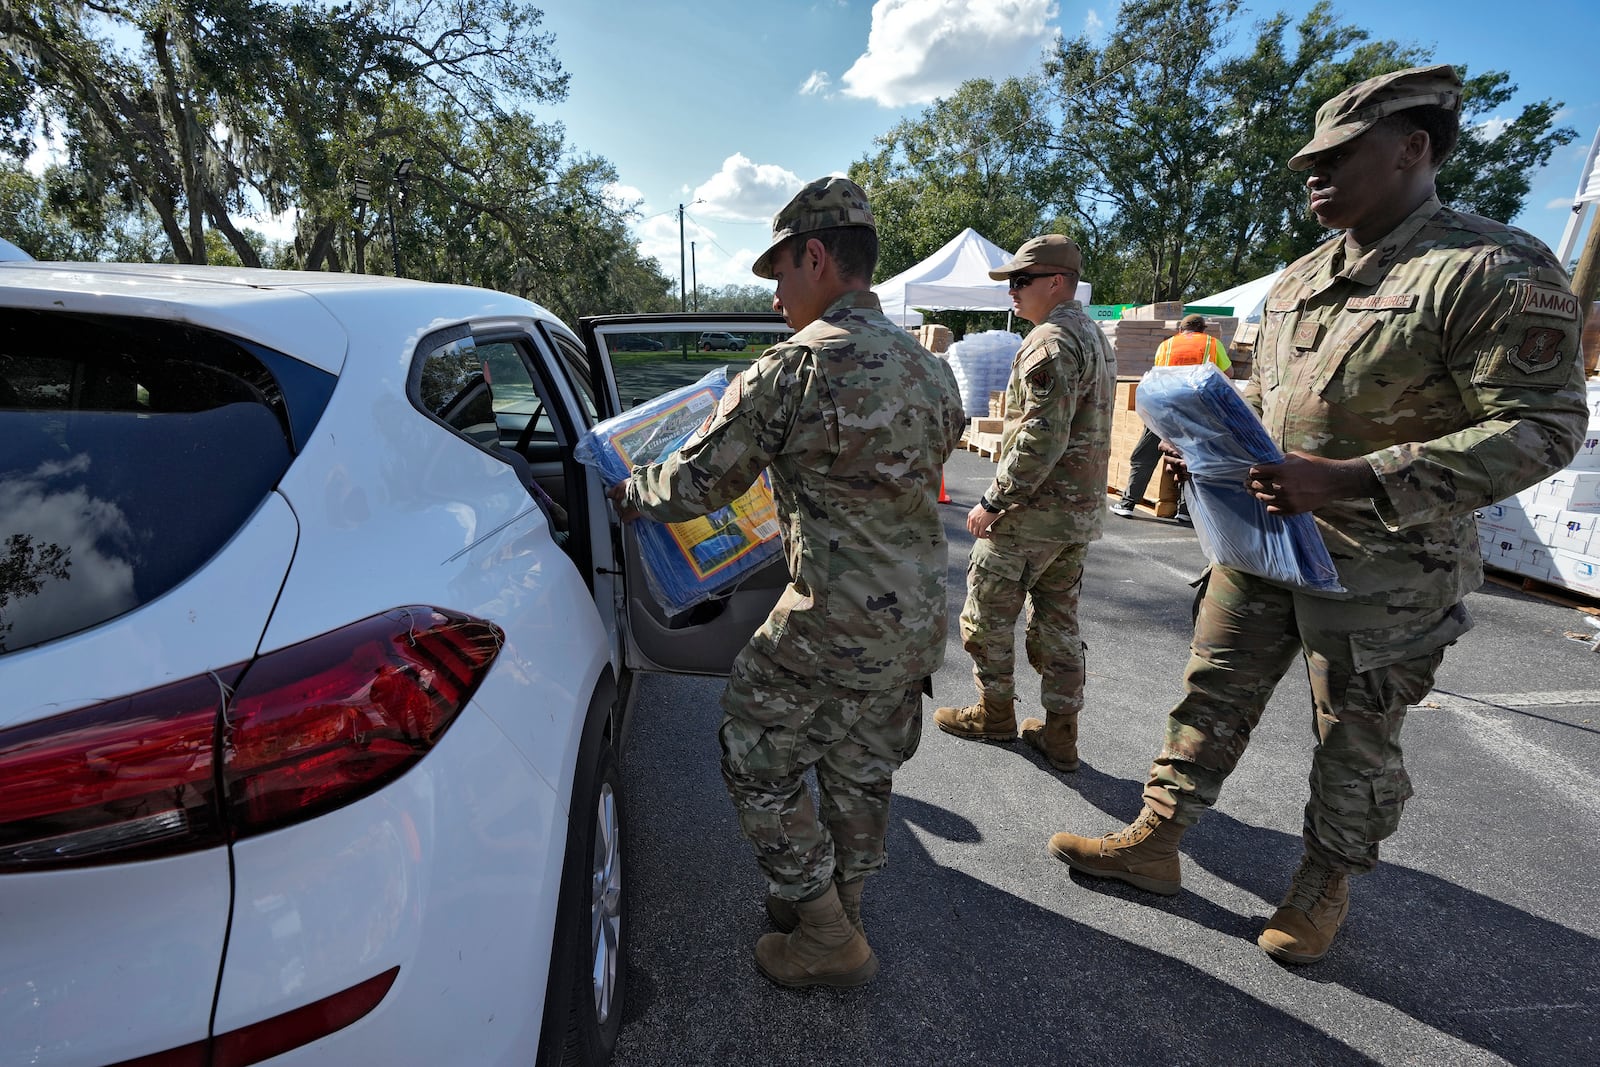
[0,607,502,870]
[0,670,239,870]
[223,606,503,834]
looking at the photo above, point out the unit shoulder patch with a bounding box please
[1505,326,1567,374]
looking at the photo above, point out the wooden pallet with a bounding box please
[958,430,1003,459]
[1484,567,1600,616]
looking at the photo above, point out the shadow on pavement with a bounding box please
[1051,761,1600,1066]
[615,702,1383,1067]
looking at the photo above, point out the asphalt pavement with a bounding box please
[611,446,1600,1067]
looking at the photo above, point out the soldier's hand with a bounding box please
[607,478,642,522]
[1248,453,1379,515]
[967,503,1000,539]
[1158,440,1189,483]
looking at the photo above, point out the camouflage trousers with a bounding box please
[719,646,924,901]
[1145,565,1473,873]
[958,534,1088,717]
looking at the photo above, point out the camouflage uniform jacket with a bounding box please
[985,299,1117,542]
[1250,195,1588,606]
[626,291,968,690]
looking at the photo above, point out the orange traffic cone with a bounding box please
[938,469,952,504]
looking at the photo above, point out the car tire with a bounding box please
[543,739,627,1066]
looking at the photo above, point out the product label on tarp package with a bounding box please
[603,385,779,581]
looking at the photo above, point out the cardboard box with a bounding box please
[1538,469,1600,511]
[1550,509,1600,555]
[1567,432,1600,471]
[1475,502,1530,539]
[1482,537,1553,582]
[1121,301,1185,321]
[1549,548,1600,597]
[972,417,1004,435]
[1476,499,1560,542]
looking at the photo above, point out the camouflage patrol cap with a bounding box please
[987,234,1083,280]
[1288,64,1463,171]
[752,176,875,280]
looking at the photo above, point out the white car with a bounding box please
[0,263,791,1066]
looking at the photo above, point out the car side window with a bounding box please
[416,333,495,438]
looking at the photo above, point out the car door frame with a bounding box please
[576,313,793,678]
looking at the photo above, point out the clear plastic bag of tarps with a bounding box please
[575,367,782,615]
[946,330,1022,417]
[1134,364,1342,593]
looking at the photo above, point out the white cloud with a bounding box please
[800,70,833,96]
[24,127,66,177]
[630,212,763,290]
[1084,8,1104,40]
[691,154,806,223]
[604,182,646,212]
[1546,196,1575,210]
[243,207,298,244]
[840,0,1059,108]
[1474,116,1512,140]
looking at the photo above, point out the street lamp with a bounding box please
[389,157,414,277]
[350,176,372,274]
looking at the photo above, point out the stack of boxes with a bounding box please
[1476,379,1600,598]
[1096,305,1239,379]
[1106,377,1180,515]
[917,324,953,354]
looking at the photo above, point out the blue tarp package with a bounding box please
[575,367,782,615]
[1134,364,1343,593]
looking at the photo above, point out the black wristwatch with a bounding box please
[979,495,1003,514]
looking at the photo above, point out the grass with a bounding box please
[607,347,758,366]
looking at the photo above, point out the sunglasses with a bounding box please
[1007,273,1062,291]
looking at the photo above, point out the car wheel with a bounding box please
[548,741,627,1065]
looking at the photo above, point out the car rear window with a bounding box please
[0,309,328,654]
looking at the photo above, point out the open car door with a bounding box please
[580,313,793,676]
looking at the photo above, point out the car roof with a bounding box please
[0,262,568,375]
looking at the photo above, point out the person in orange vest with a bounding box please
[1109,313,1231,523]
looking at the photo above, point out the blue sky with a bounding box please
[535,0,1600,295]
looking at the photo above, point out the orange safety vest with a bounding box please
[1155,331,1227,368]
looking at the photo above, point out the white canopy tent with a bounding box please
[1193,269,1284,323]
[874,227,1091,327]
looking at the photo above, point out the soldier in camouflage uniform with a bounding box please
[933,235,1116,773]
[610,177,967,988]
[1049,66,1589,965]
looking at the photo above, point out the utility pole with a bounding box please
[691,241,698,311]
[678,203,687,312]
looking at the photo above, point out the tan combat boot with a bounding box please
[754,883,878,988]
[1257,856,1350,964]
[933,694,1017,742]
[1046,806,1185,895]
[1019,712,1080,771]
[766,877,865,937]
